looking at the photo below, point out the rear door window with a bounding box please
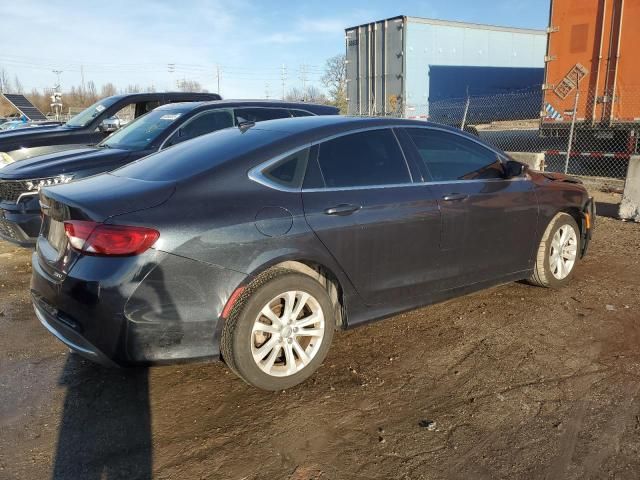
[405,128,504,181]
[234,108,290,123]
[164,109,234,147]
[316,129,411,188]
[290,109,314,117]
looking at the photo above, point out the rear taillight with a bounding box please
[64,220,159,256]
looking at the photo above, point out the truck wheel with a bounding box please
[220,269,335,391]
[528,213,580,288]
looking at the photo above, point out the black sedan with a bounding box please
[0,100,338,246]
[31,116,595,390]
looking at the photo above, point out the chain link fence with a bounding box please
[357,86,640,182]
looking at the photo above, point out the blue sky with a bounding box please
[1,0,550,98]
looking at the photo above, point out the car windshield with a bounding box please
[65,97,119,128]
[100,109,183,150]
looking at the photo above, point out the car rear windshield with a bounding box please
[65,97,119,128]
[101,109,184,150]
[112,126,288,182]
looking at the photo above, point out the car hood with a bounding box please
[0,146,131,179]
[0,125,67,140]
[1,144,89,162]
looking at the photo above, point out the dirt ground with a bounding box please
[1,191,639,480]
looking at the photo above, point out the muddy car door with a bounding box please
[402,127,539,288]
[301,128,442,306]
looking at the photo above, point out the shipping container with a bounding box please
[542,0,640,151]
[345,16,546,123]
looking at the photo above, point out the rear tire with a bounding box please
[528,213,580,288]
[220,269,335,390]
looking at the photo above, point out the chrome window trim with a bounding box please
[248,144,313,193]
[16,191,39,204]
[247,124,527,193]
[301,177,528,193]
[288,108,316,117]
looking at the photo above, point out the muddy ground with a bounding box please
[1,192,639,480]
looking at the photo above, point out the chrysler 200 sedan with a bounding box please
[31,116,595,390]
[0,100,337,246]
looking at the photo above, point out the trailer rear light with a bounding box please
[64,220,159,256]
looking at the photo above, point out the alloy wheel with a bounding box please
[251,291,325,377]
[549,224,578,280]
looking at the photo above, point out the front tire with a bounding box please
[220,269,335,390]
[528,213,580,288]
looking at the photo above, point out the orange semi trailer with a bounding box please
[542,0,640,153]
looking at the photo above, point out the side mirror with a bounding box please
[504,160,527,179]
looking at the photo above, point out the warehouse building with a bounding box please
[345,16,547,119]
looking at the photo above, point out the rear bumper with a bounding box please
[30,249,247,365]
[32,294,118,367]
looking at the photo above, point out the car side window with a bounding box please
[289,109,314,117]
[164,110,234,147]
[234,108,290,123]
[405,128,504,181]
[316,129,411,188]
[262,148,310,189]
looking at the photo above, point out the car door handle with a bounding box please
[442,193,469,202]
[324,204,362,216]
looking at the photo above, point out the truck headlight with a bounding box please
[25,174,74,191]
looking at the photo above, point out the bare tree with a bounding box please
[86,81,98,103]
[123,84,142,94]
[285,85,328,104]
[322,54,347,113]
[101,83,117,97]
[0,68,11,93]
[176,79,205,92]
[13,75,24,94]
[305,85,328,104]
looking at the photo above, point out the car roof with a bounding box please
[155,99,339,114]
[102,92,221,103]
[247,115,469,139]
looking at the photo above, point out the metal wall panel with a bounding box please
[346,16,546,118]
[405,19,546,117]
[345,17,405,115]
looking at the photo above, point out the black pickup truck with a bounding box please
[0,92,221,153]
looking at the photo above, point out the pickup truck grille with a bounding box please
[0,181,29,202]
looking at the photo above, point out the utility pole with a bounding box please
[216,64,221,96]
[281,64,287,100]
[51,70,63,120]
[167,63,175,91]
[265,83,271,99]
[52,70,63,90]
[79,65,86,102]
[299,64,308,101]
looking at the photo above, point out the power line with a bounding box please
[281,64,287,100]
[300,64,308,100]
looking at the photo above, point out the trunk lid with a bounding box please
[36,173,175,278]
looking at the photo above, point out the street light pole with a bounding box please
[564,72,581,174]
